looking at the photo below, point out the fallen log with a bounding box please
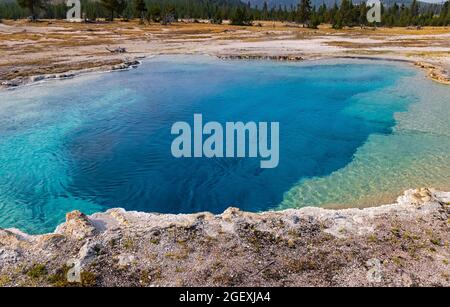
[105,47,127,54]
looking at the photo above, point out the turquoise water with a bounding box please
[0,56,449,234]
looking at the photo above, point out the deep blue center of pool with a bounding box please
[0,56,415,233]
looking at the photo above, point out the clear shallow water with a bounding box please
[0,56,449,234]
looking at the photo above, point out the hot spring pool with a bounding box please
[0,56,449,234]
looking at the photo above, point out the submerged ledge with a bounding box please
[0,188,448,287]
[217,53,450,85]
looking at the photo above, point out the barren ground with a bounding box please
[1,20,449,88]
[0,188,448,287]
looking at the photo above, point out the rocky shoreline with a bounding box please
[414,61,450,85]
[0,188,448,287]
[0,59,141,89]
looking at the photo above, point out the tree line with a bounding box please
[1,0,449,27]
[292,0,450,27]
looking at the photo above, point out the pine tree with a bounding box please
[134,0,146,23]
[231,6,252,26]
[17,0,46,21]
[410,0,419,25]
[212,9,223,24]
[161,4,177,25]
[446,1,450,25]
[317,3,327,23]
[101,0,119,21]
[148,4,161,22]
[338,0,352,27]
[122,0,133,21]
[309,12,320,28]
[329,2,339,25]
[262,1,268,20]
[297,0,312,26]
[358,3,368,26]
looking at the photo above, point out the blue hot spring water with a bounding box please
[1,56,449,234]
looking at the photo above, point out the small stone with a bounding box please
[222,207,241,221]
[30,75,45,82]
[117,254,135,267]
[55,210,96,240]
[366,258,382,283]
[1,80,20,87]
[287,238,295,248]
